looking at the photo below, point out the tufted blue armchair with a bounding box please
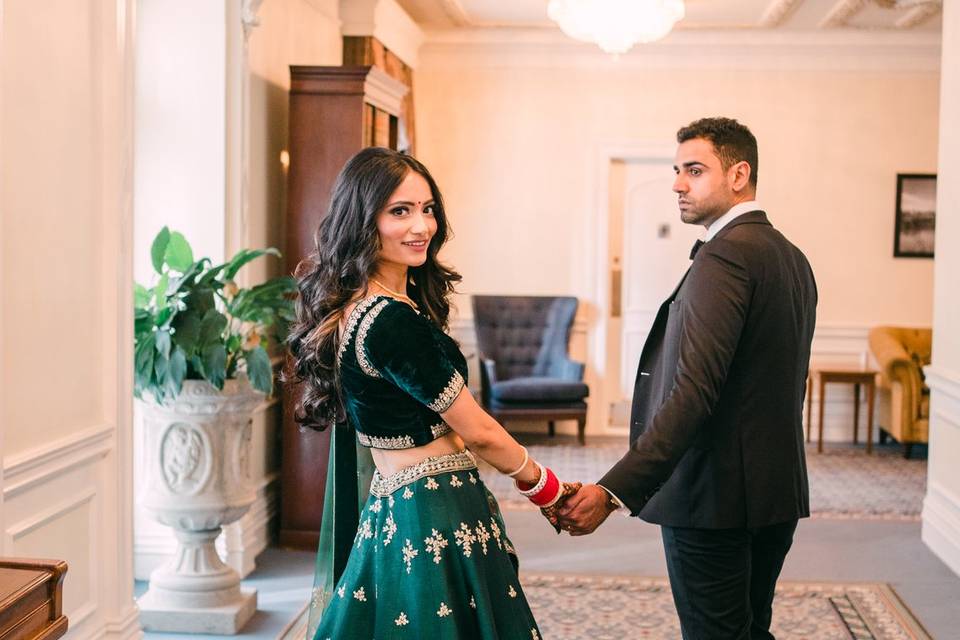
[471,295,589,444]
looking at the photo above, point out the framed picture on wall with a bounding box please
[894,173,937,258]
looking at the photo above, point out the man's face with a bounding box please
[672,138,737,228]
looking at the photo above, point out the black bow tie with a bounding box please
[690,239,705,260]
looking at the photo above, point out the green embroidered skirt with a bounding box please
[313,451,542,640]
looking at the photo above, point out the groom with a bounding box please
[557,117,817,639]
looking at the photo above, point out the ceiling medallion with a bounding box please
[547,0,686,55]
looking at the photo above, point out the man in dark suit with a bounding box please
[557,117,817,640]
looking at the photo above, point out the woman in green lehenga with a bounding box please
[287,148,577,639]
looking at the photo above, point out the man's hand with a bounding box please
[556,484,616,536]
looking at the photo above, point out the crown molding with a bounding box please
[820,0,871,28]
[341,0,425,68]
[759,0,807,27]
[418,27,941,71]
[897,2,942,29]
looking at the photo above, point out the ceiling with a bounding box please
[395,0,943,32]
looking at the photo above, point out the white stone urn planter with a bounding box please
[136,378,263,634]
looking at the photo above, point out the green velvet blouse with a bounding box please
[337,295,468,449]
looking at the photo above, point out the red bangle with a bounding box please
[528,467,561,507]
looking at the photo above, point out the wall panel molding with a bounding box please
[2,424,114,498]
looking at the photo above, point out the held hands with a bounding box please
[540,481,582,533]
[509,452,612,535]
[555,484,616,536]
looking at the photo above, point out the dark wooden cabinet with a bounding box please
[280,65,408,549]
[0,559,67,640]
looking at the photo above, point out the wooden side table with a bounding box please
[806,368,878,454]
[0,558,68,640]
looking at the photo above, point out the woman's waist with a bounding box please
[369,447,477,497]
[369,430,465,476]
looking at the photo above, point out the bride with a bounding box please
[287,147,578,639]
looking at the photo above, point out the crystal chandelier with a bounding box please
[547,0,686,54]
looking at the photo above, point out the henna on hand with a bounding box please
[540,481,582,533]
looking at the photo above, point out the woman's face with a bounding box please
[376,170,438,269]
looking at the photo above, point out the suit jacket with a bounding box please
[599,211,817,529]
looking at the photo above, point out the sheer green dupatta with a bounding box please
[305,422,375,640]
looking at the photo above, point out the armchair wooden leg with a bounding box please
[904,443,914,459]
[548,421,555,438]
[577,417,586,446]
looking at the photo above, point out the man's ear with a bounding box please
[730,161,752,193]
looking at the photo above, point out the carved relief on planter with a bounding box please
[160,423,211,496]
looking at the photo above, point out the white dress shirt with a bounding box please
[705,200,761,241]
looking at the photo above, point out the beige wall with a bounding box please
[2,0,140,635]
[416,63,940,328]
[2,0,110,455]
[246,0,343,284]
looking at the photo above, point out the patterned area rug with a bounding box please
[523,574,930,640]
[278,575,930,640]
[478,437,927,521]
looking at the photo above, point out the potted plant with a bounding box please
[133,227,295,632]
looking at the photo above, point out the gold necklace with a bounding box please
[370,278,417,307]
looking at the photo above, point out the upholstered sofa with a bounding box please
[868,326,932,458]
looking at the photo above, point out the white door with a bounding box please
[607,160,702,427]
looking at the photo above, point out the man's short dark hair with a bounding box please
[677,117,758,188]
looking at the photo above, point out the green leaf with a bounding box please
[198,309,228,346]
[165,231,194,273]
[167,346,187,397]
[190,354,205,378]
[169,258,211,295]
[155,329,171,359]
[224,248,281,281]
[171,311,202,353]
[229,277,297,322]
[154,350,169,384]
[202,344,227,389]
[245,346,273,394]
[134,282,152,309]
[134,332,156,393]
[154,273,169,308]
[151,227,171,274]
[135,309,154,336]
[156,306,174,328]
[184,286,216,316]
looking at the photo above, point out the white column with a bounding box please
[921,0,960,578]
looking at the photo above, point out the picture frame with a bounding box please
[894,173,937,258]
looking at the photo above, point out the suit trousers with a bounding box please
[660,520,798,640]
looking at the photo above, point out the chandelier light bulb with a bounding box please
[547,0,686,54]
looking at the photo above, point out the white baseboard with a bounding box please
[922,481,960,577]
[922,365,960,577]
[99,606,144,640]
[134,475,278,580]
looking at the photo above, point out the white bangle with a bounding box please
[505,446,529,478]
[515,461,547,497]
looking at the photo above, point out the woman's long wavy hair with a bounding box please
[286,147,461,431]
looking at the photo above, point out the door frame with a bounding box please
[583,141,676,436]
